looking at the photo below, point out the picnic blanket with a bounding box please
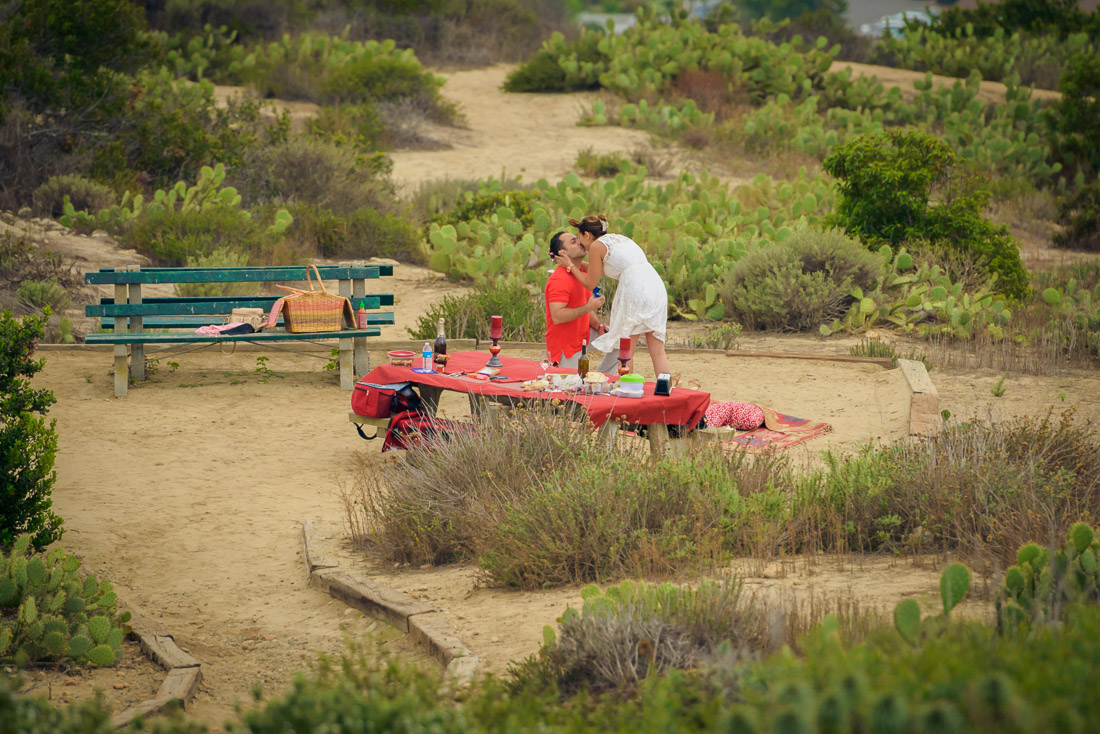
[710,407,832,453]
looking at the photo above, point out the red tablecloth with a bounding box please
[357,351,711,429]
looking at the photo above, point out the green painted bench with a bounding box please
[84,264,394,396]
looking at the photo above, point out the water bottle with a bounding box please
[421,341,433,372]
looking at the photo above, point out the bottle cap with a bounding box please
[359,301,365,309]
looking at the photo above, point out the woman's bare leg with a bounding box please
[645,332,671,375]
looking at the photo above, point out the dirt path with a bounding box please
[828,60,1062,105]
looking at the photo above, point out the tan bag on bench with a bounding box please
[229,308,266,331]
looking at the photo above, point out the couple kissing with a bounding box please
[543,213,671,377]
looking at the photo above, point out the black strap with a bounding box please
[354,423,378,440]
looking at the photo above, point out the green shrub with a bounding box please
[232,137,392,215]
[1052,51,1100,179]
[431,189,539,231]
[574,148,631,177]
[502,31,607,93]
[0,234,74,286]
[0,534,131,667]
[1054,180,1100,252]
[305,102,387,152]
[31,175,115,218]
[0,677,116,733]
[120,206,273,266]
[341,207,424,263]
[407,282,543,341]
[824,130,1031,300]
[0,311,62,550]
[318,52,441,106]
[15,279,72,313]
[717,227,883,331]
[479,451,744,589]
[519,579,771,695]
[174,248,261,297]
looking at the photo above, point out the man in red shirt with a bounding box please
[544,231,616,370]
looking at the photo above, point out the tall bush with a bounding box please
[0,311,62,550]
[823,130,1031,300]
[717,227,882,331]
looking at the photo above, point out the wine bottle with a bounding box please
[433,317,447,370]
[577,338,590,378]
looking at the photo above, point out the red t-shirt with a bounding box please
[544,267,590,363]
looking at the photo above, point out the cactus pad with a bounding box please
[939,563,970,616]
[893,599,922,645]
[85,644,116,666]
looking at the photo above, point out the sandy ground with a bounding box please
[13,56,1099,729]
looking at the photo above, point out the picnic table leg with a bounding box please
[420,386,443,417]
[113,282,128,397]
[647,423,672,461]
[597,420,620,451]
[339,336,354,390]
[129,280,145,382]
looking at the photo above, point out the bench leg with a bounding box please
[114,345,129,397]
[129,281,145,382]
[113,281,129,397]
[339,337,354,390]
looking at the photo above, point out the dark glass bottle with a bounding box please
[577,338,590,377]
[433,318,448,370]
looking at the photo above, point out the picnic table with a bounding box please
[349,350,711,457]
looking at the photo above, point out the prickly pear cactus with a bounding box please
[0,534,130,668]
[998,523,1100,634]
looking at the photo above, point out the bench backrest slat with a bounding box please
[88,295,391,317]
[85,265,391,284]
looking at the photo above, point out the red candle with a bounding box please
[619,336,632,360]
[490,315,503,339]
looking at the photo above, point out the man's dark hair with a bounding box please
[549,231,567,258]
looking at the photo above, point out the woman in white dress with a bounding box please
[551,214,671,376]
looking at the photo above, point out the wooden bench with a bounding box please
[84,264,394,396]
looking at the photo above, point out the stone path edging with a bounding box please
[110,626,203,728]
[300,520,478,687]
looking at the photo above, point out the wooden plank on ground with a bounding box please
[897,358,940,436]
[726,350,893,368]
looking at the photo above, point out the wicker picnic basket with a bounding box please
[274,264,354,333]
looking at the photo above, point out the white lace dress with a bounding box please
[588,233,668,353]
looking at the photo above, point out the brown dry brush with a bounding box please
[343,402,601,565]
[882,408,1100,566]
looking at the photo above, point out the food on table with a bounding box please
[583,372,609,384]
[521,378,551,391]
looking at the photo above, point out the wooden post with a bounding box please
[339,336,354,390]
[113,281,129,397]
[484,402,501,430]
[597,420,620,451]
[129,278,145,382]
[351,261,369,377]
[337,263,355,390]
[647,423,671,461]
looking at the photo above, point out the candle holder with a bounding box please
[617,356,630,377]
[486,337,503,368]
